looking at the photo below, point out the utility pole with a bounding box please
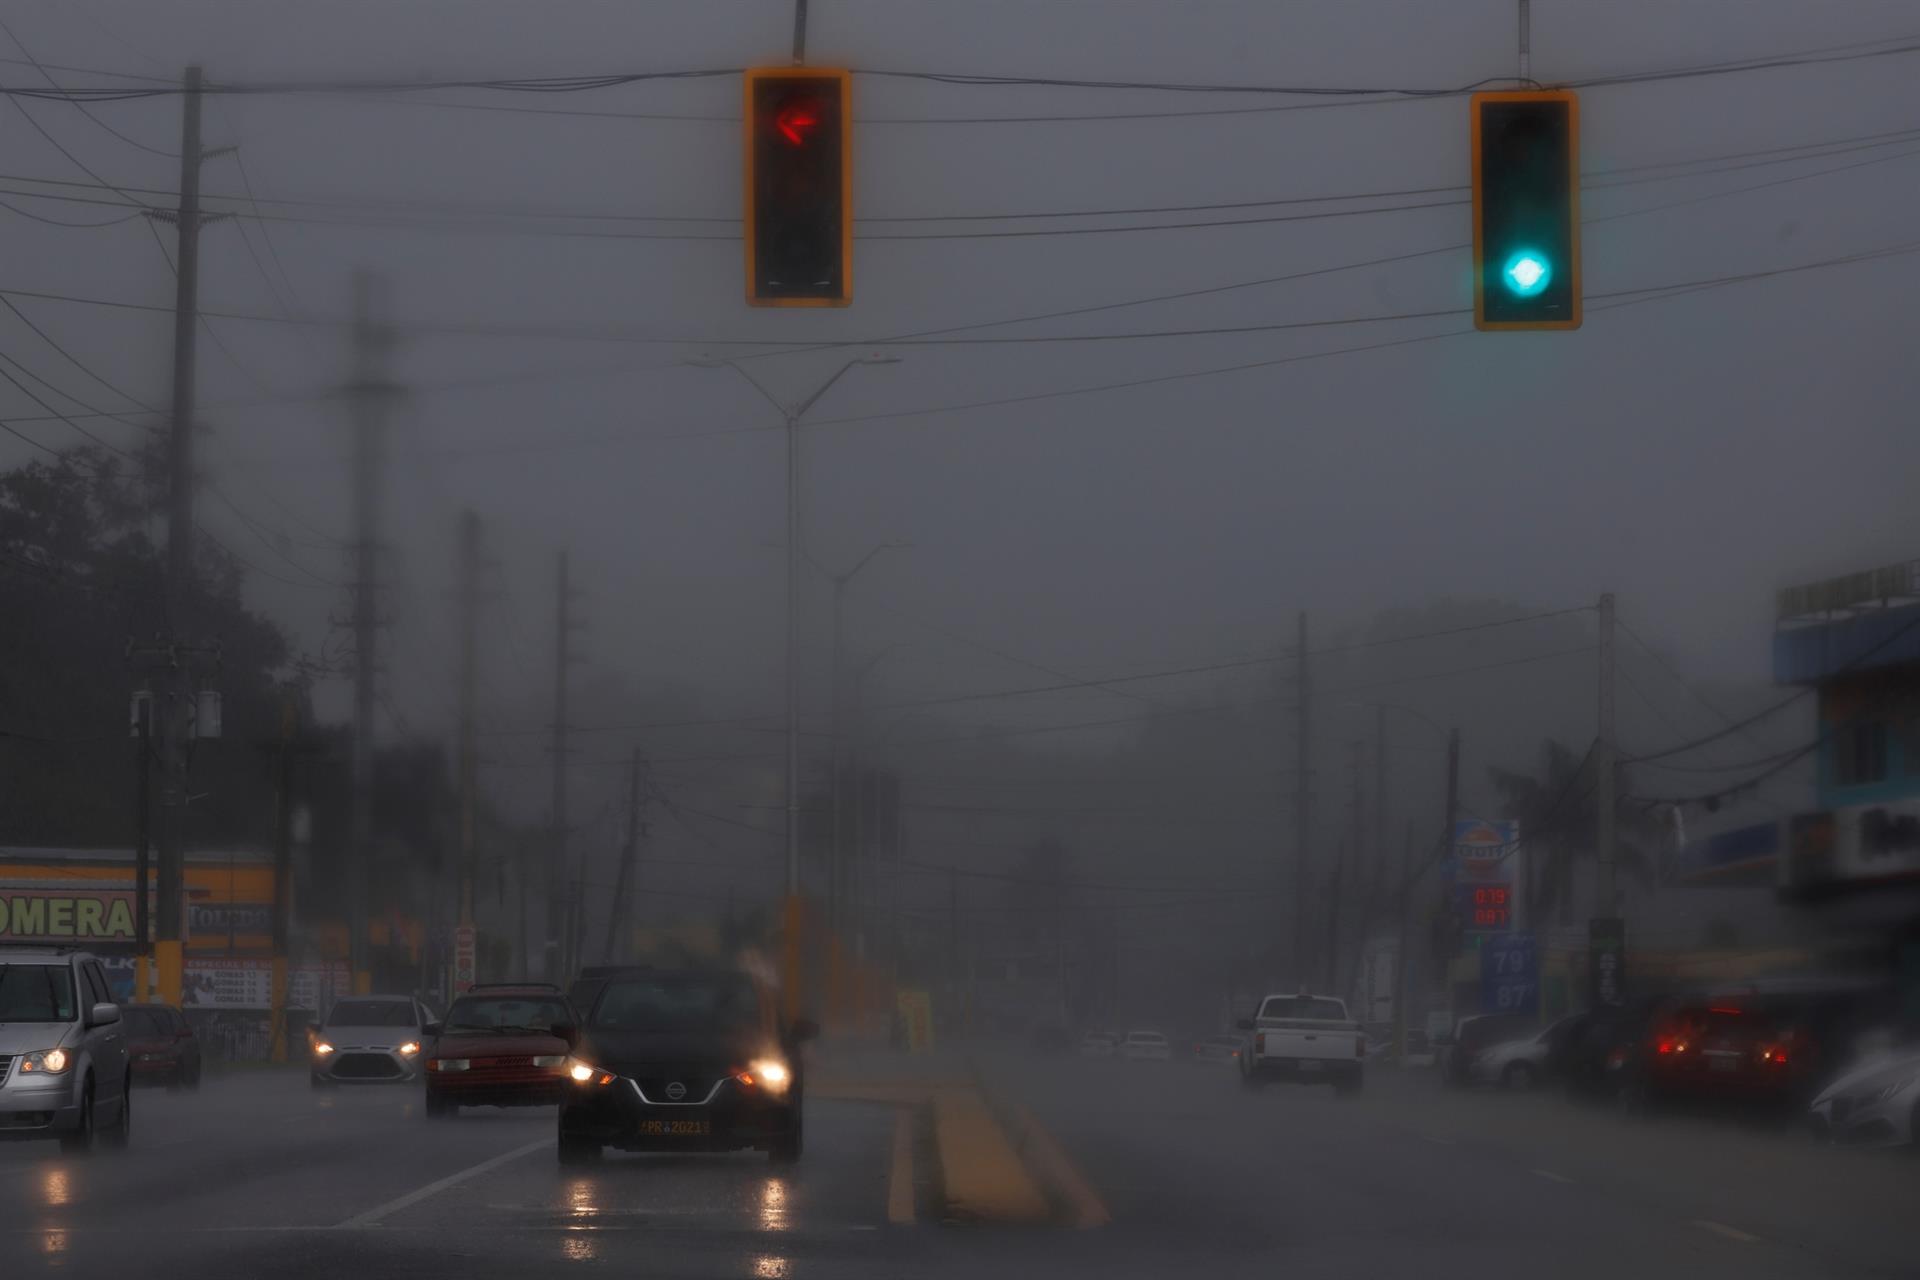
[547,550,579,982]
[1374,705,1387,893]
[347,269,394,997]
[456,511,480,934]
[791,0,809,63]
[149,65,211,1011]
[1326,739,1365,992]
[1293,611,1312,983]
[1595,592,1617,917]
[604,748,645,962]
[268,691,296,1063]
[133,693,152,1001]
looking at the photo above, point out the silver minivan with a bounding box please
[0,948,132,1151]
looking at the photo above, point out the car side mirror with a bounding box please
[790,1018,820,1043]
[90,1002,121,1028]
[550,1022,579,1048]
[423,1022,442,1039]
[1234,1018,1254,1032]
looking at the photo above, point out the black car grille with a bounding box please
[631,1069,727,1102]
[0,1111,51,1129]
[333,1052,402,1079]
[0,1055,12,1077]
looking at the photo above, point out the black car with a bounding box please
[557,967,815,1165]
[1559,997,1666,1100]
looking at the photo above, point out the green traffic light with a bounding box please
[1502,251,1552,298]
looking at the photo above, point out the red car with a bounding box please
[422,983,575,1118]
[123,1003,203,1090]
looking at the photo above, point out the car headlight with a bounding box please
[312,1041,335,1057]
[429,1058,471,1073]
[531,1055,565,1068]
[397,1041,421,1057]
[19,1048,71,1075]
[566,1056,613,1085]
[743,1058,792,1094]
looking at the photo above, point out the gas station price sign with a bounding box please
[1451,881,1513,933]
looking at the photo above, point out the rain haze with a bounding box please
[0,2,1916,1277]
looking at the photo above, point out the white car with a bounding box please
[1120,1030,1171,1061]
[1468,1014,1580,1089]
[1808,1047,1920,1148]
[1078,1032,1117,1059]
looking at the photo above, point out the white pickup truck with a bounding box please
[1236,993,1364,1095]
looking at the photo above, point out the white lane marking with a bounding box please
[1417,1133,1455,1146]
[1692,1219,1761,1245]
[1530,1168,1574,1184]
[336,1137,548,1228]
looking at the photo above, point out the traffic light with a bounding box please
[744,67,852,307]
[1470,90,1580,330]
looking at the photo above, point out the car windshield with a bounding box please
[1258,997,1346,1020]
[444,995,570,1034]
[590,974,760,1033]
[325,999,416,1028]
[0,964,76,1023]
[122,1006,171,1037]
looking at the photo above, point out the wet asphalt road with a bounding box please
[1,1055,1914,1279]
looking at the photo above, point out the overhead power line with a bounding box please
[1,33,1916,109]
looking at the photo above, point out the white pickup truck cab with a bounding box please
[1236,993,1364,1095]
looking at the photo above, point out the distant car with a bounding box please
[1078,1032,1117,1059]
[1623,995,1848,1113]
[310,995,431,1087]
[122,1003,202,1091]
[0,948,132,1151]
[1237,993,1364,1095]
[1120,1030,1171,1061]
[1807,1046,1920,1148]
[1467,1015,1582,1089]
[422,985,574,1118]
[1193,1034,1242,1063]
[1439,1013,1534,1087]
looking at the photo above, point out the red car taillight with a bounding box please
[1758,1044,1790,1066]
[1254,1032,1265,1053]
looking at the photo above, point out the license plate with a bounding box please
[636,1118,710,1137]
[1297,1060,1321,1073]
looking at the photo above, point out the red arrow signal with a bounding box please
[776,103,821,146]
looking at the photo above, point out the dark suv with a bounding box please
[557,967,815,1165]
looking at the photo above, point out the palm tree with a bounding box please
[1487,739,1658,925]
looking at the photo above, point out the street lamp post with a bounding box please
[688,353,901,1022]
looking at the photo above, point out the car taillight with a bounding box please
[1759,1044,1789,1066]
[1254,1032,1265,1053]
[1656,1038,1688,1055]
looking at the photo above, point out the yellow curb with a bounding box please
[1007,1103,1111,1229]
[933,1088,1051,1224]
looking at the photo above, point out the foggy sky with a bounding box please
[1,0,1913,882]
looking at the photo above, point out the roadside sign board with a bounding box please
[1480,933,1539,1016]
[1445,819,1522,938]
[1588,916,1626,1007]
[453,924,477,994]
